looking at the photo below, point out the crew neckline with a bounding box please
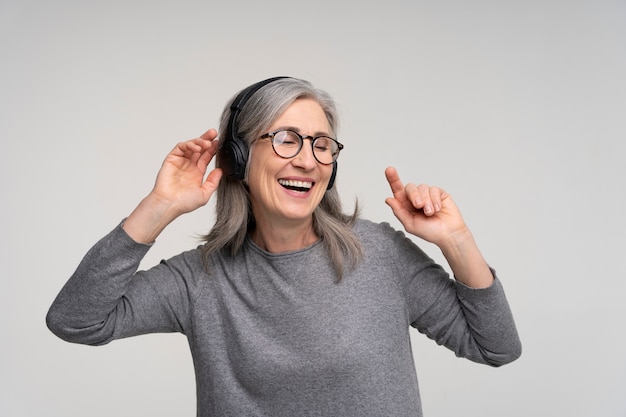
[245,235,323,258]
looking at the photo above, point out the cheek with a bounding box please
[246,147,268,180]
[320,164,333,186]
[246,153,282,193]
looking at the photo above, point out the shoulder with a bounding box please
[352,218,434,265]
[155,246,209,285]
[353,218,407,247]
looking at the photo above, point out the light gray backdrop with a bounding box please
[2,1,625,416]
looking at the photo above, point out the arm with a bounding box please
[384,167,521,365]
[47,224,176,345]
[384,166,491,288]
[47,130,223,344]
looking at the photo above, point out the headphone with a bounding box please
[218,76,337,190]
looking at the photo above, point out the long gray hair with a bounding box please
[201,78,362,279]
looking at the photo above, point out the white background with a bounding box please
[2,0,625,416]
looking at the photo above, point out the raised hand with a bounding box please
[384,166,493,288]
[152,129,223,216]
[384,166,467,246]
[123,129,223,244]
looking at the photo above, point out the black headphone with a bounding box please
[218,76,337,190]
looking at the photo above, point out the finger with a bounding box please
[385,166,405,195]
[406,183,436,215]
[199,128,218,141]
[404,183,426,207]
[385,196,405,216]
[385,197,407,222]
[178,135,218,159]
[197,139,219,169]
[172,139,203,157]
[429,186,445,212]
[385,196,421,233]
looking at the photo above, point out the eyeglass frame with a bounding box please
[256,129,344,165]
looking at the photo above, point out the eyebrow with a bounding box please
[273,125,334,138]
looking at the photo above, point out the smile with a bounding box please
[278,179,313,192]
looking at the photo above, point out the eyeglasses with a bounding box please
[257,129,344,165]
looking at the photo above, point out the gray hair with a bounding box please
[201,78,362,279]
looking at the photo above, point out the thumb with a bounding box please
[385,197,404,217]
[202,168,223,196]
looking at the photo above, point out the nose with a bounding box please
[292,138,317,170]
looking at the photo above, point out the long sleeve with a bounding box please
[384,223,522,366]
[46,222,193,346]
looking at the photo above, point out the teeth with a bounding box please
[278,179,313,190]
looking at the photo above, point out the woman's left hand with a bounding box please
[384,166,468,248]
[385,166,494,288]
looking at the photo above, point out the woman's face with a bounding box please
[247,98,333,227]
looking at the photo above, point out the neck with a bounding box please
[250,217,319,253]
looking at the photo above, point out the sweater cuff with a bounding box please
[454,268,504,301]
[118,218,155,248]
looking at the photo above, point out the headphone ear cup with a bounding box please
[219,136,248,180]
[326,161,337,190]
[219,77,290,181]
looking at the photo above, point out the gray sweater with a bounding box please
[47,219,521,417]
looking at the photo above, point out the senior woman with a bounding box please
[47,77,521,417]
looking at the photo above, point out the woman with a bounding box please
[47,77,521,416]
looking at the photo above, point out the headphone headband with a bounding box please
[230,76,289,114]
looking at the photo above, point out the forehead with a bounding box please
[269,98,331,134]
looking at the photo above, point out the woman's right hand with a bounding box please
[122,129,223,244]
[152,129,223,215]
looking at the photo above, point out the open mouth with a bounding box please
[278,179,314,193]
